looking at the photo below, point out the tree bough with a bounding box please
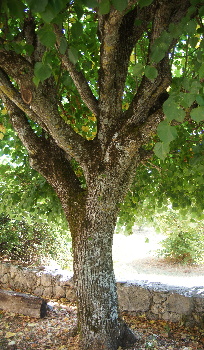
[0,0,203,348]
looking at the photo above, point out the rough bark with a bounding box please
[67,178,138,350]
[0,289,47,318]
[0,1,197,349]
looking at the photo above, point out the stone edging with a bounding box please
[0,262,204,327]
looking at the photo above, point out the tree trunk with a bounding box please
[69,179,137,350]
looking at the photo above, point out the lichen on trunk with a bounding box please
[69,180,137,350]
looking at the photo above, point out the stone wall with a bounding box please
[0,262,204,327]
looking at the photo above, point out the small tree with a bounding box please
[0,1,204,349]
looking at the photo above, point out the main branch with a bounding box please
[0,53,92,166]
[54,25,99,116]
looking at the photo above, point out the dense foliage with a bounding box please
[0,1,204,348]
[0,0,204,264]
[156,209,204,264]
[0,213,72,267]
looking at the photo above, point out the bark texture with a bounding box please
[0,1,196,348]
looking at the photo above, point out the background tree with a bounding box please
[0,1,204,349]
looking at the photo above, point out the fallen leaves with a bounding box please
[0,301,78,350]
[123,312,204,350]
[5,332,16,338]
[0,303,204,350]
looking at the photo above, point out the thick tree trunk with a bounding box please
[69,180,137,350]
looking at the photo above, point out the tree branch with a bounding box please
[122,0,191,130]
[113,5,154,113]
[1,91,84,202]
[0,68,43,126]
[0,58,92,166]
[54,25,99,116]
[97,2,155,141]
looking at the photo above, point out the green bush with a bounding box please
[155,210,204,264]
[158,230,204,264]
[0,214,72,267]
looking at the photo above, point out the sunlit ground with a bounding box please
[113,228,204,288]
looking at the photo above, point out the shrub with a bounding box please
[0,214,72,267]
[155,209,204,264]
[158,230,204,264]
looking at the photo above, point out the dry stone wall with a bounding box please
[0,262,204,328]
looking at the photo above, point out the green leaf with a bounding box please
[163,98,185,122]
[38,25,56,48]
[99,0,110,14]
[132,63,144,77]
[185,20,197,35]
[59,37,67,55]
[179,93,196,108]
[112,0,128,12]
[190,81,202,94]
[34,62,52,82]
[174,108,186,122]
[144,65,158,80]
[7,0,25,18]
[84,0,98,8]
[151,46,166,63]
[199,63,204,79]
[157,121,178,143]
[153,142,170,160]
[190,106,204,122]
[27,0,48,13]
[74,4,84,19]
[33,76,40,87]
[71,21,83,38]
[196,95,204,106]
[68,47,79,65]
[61,73,72,87]
[39,0,67,22]
[139,0,153,8]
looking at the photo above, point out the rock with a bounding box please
[0,289,47,318]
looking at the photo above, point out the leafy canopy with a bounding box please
[0,0,204,230]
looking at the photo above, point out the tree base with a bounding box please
[78,319,139,350]
[119,319,139,349]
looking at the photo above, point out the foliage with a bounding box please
[0,0,204,245]
[0,1,204,346]
[155,209,204,264]
[0,120,68,228]
[117,120,204,234]
[0,213,72,267]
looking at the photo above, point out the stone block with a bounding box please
[14,270,27,289]
[163,311,181,322]
[10,264,19,278]
[54,286,66,298]
[34,286,44,297]
[194,297,204,312]
[40,273,53,287]
[118,283,151,312]
[65,286,75,301]
[153,292,168,304]
[42,286,53,298]
[25,271,37,290]
[166,293,192,315]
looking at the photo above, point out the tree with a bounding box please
[0,1,204,349]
